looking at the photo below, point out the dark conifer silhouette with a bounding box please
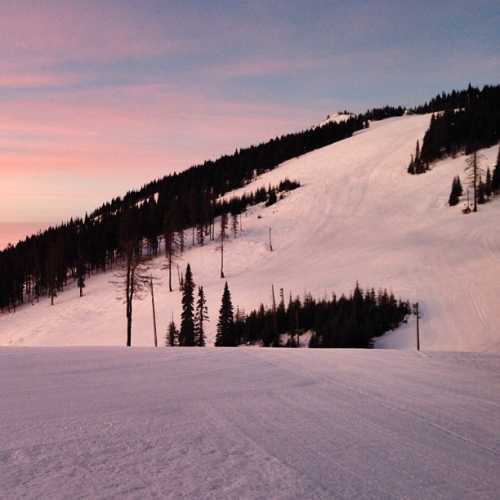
[77,253,86,297]
[215,282,235,346]
[233,285,410,348]
[166,319,179,346]
[491,147,500,193]
[194,286,208,347]
[46,242,58,306]
[409,85,500,171]
[485,168,492,198]
[448,176,463,206]
[179,264,195,346]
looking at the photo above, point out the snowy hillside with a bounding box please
[1,347,499,499]
[1,114,499,351]
[318,112,354,127]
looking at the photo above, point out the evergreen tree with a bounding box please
[485,168,492,198]
[166,319,179,346]
[492,146,500,192]
[46,242,58,306]
[231,212,238,238]
[76,253,86,297]
[265,188,278,206]
[215,282,235,346]
[194,286,208,347]
[477,177,486,204]
[448,176,462,206]
[179,264,195,346]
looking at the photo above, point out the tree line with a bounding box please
[165,267,410,350]
[231,284,410,348]
[0,177,299,312]
[408,84,500,174]
[1,106,364,311]
[448,146,500,212]
[1,85,489,311]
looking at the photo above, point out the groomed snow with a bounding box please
[1,347,499,499]
[1,114,499,351]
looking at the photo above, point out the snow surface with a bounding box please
[318,112,353,127]
[1,114,500,351]
[1,347,499,499]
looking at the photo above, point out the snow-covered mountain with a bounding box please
[1,114,499,351]
[318,112,354,127]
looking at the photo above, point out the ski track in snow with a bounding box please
[1,114,500,351]
[0,347,499,499]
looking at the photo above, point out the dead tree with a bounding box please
[162,208,179,292]
[220,213,228,278]
[112,210,151,347]
[465,151,485,213]
[149,276,158,347]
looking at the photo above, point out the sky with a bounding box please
[1,0,499,241]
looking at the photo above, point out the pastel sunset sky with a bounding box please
[1,0,499,236]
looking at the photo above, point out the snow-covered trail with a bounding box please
[1,115,499,351]
[1,348,499,499]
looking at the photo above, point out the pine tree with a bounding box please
[179,264,195,346]
[77,253,86,297]
[194,286,208,347]
[448,176,463,206]
[485,168,492,198]
[76,230,86,297]
[46,242,58,306]
[231,212,238,238]
[448,177,459,206]
[215,282,235,346]
[166,319,179,346]
[492,146,500,192]
[477,177,486,204]
[265,188,278,206]
[407,154,415,174]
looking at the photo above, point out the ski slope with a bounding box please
[1,114,499,351]
[1,347,499,499]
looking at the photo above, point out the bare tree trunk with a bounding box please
[126,257,132,347]
[150,277,158,347]
[168,250,173,292]
[473,153,478,212]
[220,234,224,278]
[126,301,132,347]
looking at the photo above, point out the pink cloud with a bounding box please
[0,2,187,65]
[0,82,315,222]
[0,71,83,88]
